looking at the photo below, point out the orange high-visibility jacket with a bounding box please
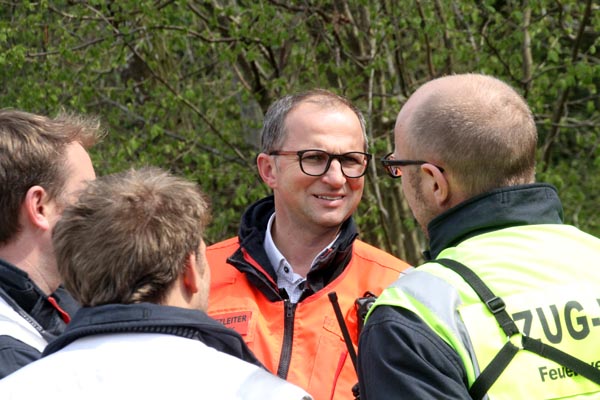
[208,229,409,400]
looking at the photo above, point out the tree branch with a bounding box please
[415,0,435,78]
[521,1,533,97]
[540,0,593,170]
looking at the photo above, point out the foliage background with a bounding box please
[1,0,598,265]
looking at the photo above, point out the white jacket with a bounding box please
[0,332,312,400]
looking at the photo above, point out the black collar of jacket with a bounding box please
[0,259,42,313]
[42,303,264,368]
[0,259,77,338]
[230,195,358,301]
[425,183,564,260]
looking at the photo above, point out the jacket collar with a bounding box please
[0,259,40,313]
[231,195,358,300]
[426,184,564,260]
[0,259,77,337]
[43,303,263,367]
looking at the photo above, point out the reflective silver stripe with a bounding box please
[386,268,482,377]
[0,297,47,351]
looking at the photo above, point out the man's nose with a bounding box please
[321,158,346,185]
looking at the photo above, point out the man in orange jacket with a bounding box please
[207,89,410,400]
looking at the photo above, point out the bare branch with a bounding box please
[83,2,252,165]
[433,0,453,74]
[415,0,435,78]
[26,36,108,58]
[541,0,593,170]
[522,1,533,96]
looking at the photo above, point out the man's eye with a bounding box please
[303,153,327,162]
[341,155,363,165]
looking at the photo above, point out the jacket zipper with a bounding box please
[276,299,296,379]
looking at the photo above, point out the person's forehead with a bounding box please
[289,98,350,117]
[285,100,359,132]
[285,113,363,146]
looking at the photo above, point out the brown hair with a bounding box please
[407,74,537,197]
[53,167,211,307]
[0,109,102,245]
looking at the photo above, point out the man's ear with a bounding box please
[422,164,449,207]
[182,253,199,294]
[23,185,52,231]
[256,153,277,189]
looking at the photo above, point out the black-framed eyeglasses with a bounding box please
[269,149,372,178]
[380,152,444,178]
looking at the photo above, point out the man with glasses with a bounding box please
[358,74,600,399]
[207,89,409,400]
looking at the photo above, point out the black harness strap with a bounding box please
[521,335,600,385]
[435,258,600,400]
[435,259,519,337]
[328,292,361,400]
[435,258,520,399]
[466,340,519,399]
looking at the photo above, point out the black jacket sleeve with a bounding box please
[357,305,470,400]
[0,335,41,378]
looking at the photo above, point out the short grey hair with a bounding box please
[260,89,367,153]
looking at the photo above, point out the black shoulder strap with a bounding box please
[435,258,600,400]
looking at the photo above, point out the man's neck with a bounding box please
[0,239,58,295]
[270,219,339,278]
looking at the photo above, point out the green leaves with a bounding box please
[1,0,599,264]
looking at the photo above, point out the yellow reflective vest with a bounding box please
[369,224,600,399]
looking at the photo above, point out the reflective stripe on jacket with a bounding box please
[369,224,600,399]
[0,297,46,352]
[208,237,408,400]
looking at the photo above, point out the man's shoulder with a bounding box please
[0,334,41,379]
[207,237,240,265]
[352,240,410,272]
[207,236,240,252]
[207,237,245,288]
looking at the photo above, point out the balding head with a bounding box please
[396,74,537,198]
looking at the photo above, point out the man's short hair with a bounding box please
[53,167,211,307]
[407,74,537,196]
[0,109,103,245]
[260,89,368,153]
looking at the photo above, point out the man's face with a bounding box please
[41,142,95,290]
[50,142,96,221]
[393,116,436,237]
[64,143,96,203]
[268,102,366,235]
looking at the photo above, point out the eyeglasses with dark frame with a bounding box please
[380,152,444,178]
[269,149,372,178]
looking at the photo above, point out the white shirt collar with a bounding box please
[263,213,339,303]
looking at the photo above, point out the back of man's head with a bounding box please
[0,109,102,246]
[52,167,211,307]
[405,73,537,197]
